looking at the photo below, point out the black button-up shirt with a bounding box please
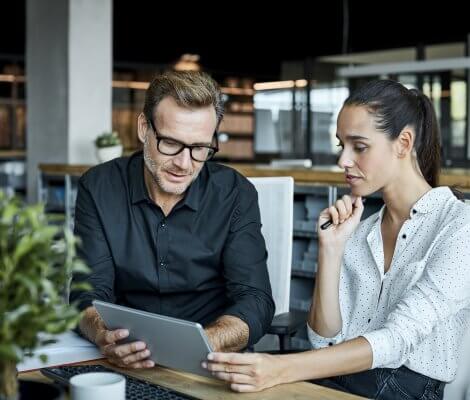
[70,151,274,346]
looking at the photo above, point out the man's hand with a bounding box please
[79,306,154,369]
[95,328,155,369]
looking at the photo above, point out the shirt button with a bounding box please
[402,234,407,239]
[368,319,371,323]
[160,262,165,267]
[161,222,166,228]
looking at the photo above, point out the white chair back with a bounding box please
[248,177,294,315]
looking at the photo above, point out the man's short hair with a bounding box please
[143,71,224,128]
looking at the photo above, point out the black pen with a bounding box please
[320,197,366,230]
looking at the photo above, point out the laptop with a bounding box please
[93,300,213,378]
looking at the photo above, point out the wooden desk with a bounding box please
[38,162,470,190]
[20,360,366,399]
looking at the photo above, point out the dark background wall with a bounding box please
[1,0,469,80]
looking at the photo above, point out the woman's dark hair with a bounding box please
[344,80,441,188]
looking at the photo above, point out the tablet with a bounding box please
[93,300,213,378]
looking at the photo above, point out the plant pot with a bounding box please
[0,361,17,400]
[0,361,64,400]
[95,145,123,163]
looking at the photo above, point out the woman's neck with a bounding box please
[382,169,432,225]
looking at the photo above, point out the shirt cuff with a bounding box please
[71,293,103,312]
[307,323,342,349]
[361,328,394,369]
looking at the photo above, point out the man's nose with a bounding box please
[173,148,192,170]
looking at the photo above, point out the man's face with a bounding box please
[138,97,217,197]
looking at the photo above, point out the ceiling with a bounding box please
[1,0,470,81]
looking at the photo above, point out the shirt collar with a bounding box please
[179,170,201,211]
[129,151,202,211]
[370,186,454,224]
[409,186,454,216]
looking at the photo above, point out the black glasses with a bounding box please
[148,119,219,162]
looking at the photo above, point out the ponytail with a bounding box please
[411,90,441,188]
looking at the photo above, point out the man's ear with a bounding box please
[396,127,414,158]
[137,113,148,144]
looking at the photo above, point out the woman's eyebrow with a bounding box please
[336,133,370,141]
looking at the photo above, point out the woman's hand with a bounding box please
[202,352,287,392]
[317,195,364,247]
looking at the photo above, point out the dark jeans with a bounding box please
[313,366,446,400]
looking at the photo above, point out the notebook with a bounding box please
[17,331,103,372]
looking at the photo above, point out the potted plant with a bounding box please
[94,131,123,163]
[0,191,89,400]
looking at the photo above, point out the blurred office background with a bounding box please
[1,0,470,201]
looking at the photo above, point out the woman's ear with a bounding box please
[137,113,148,144]
[396,127,414,158]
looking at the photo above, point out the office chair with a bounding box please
[248,177,307,353]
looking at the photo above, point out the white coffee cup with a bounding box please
[70,372,125,400]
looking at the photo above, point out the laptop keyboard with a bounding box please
[41,364,197,400]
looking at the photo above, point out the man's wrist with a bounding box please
[204,315,249,352]
[204,327,221,352]
[80,306,106,345]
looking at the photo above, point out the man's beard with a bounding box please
[143,139,199,196]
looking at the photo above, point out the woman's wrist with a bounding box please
[275,354,303,384]
[276,352,318,384]
[318,244,345,270]
[318,240,346,254]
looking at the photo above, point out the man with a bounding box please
[70,71,274,369]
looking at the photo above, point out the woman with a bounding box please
[201,80,470,399]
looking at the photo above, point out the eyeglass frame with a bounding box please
[147,118,219,162]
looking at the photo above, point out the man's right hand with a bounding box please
[94,328,155,369]
[79,306,155,369]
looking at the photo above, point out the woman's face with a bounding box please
[336,105,399,197]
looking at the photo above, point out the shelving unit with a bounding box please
[0,70,256,163]
[0,150,26,197]
[213,85,255,162]
[0,72,26,150]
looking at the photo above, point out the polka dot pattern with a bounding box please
[308,187,470,382]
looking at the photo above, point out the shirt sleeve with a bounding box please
[362,222,470,369]
[220,181,275,346]
[307,322,343,349]
[69,175,116,311]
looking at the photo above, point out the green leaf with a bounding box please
[0,194,89,361]
[13,275,38,299]
[0,344,22,362]
[5,304,31,324]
